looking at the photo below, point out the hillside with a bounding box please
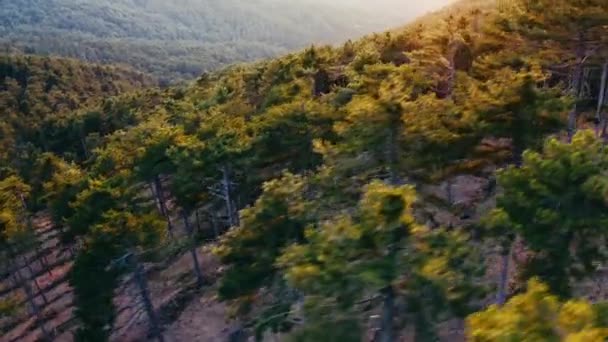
[1,0,608,341]
[0,54,155,171]
[0,0,454,83]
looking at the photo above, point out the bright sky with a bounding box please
[332,0,455,11]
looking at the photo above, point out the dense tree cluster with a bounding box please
[2,0,608,341]
[0,54,154,175]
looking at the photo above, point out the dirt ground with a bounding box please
[163,294,237,342]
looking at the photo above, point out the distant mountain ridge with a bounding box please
[0,0,453,83]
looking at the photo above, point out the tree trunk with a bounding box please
[380,286,395,342]
[132,253,164,342]
[182,210,204,287]
[80,131,89,160]
[154,176,174,238]
[149,182,161,212]
[195,210,202,233]
[568,36,585,139]
[221,166,238,227]
[596,60,608,137]
[446,178,454,206]
[496,243,512,306]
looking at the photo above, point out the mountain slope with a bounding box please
[0,0,454,83]
[6,0,608,341]
[0,54,155,166]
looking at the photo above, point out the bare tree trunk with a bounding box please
[446,179,454,206]
[195,210,202,233]
[596,60,608,137]
[380,286,395,342]
[132,253,164,342]
[149,182,161,212]
[496,243,512,306]
[80,130,89,160]
[221,166,238,227]
[182,210,204,287]
[568,36,585,139]
[154,176,174,238]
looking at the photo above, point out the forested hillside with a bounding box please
[0,0,453,83]
[2,0,608,341]
[0,54,155,175]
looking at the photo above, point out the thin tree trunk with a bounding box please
[380,286,395,342]
[596,60,608,137]
[446,178,454,206]
[221,166,238,227]
[496,243,512,306]
[149,182,161,212]
[195,210,202,233]
[132,253,164,342]
[154,176,174,238]
[182,210,204,287]
[209,211,219,239]
[568,37,585,139]
[80,130,89,160]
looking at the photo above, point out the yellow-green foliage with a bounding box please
[467,279,608,342]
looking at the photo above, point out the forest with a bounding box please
[0,0,448,84]
[1,0,608,341]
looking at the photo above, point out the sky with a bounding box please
[328,0,455,13]
[316,0,457,26]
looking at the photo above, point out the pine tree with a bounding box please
[317,63,430,189]
[38,153,86,242]
[279,181,484,341]
[195,108,253,228]
[499,0,608,135]
[0,175,52,340]
[467,279,608,341]
[214,173,315,337]
[487,130,608,297]
[169,137,208,287]
[71,210,165,342]
[69,176,165,342]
